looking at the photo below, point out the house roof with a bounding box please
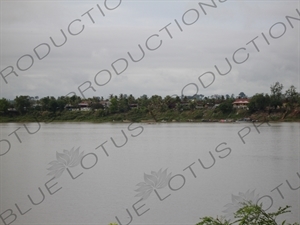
[232,99,250,104]
[78,102,89,106]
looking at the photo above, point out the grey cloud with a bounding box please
[0,1,299,100]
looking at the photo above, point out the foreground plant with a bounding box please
[108,203,299,225]
[196,202,299,225]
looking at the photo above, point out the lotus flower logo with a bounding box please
[223,190,259,222]
[135,168,172,200]
[47,147,84,179]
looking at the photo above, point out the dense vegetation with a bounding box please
[1,82,300,122]
[196,203,299,225]
[108,203,299,225]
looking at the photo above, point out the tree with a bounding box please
[270,82,283,109]
[149,95,163,112]
[40,96,50,111]
[196,202,296,225]
[189,100,196,110]
[285,85,298,105]
[14,95,31,114]
[70,95,81,106]
[49,97,58,113]
[238,92,246,98]
[56,98,67,112]
[248,93,270,112]
[109,97,118,113]
[137,95,149,110]
[164,95,178,110]
[91,102,104,111]
[127,94,136,104]
[0,98,10,113]
[270,82,283,98]
[92,96,100,103]
[218,100,233,114]
[119,96,129,113]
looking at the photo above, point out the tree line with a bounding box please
[0,82,299,118]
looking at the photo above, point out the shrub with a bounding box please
[196,202,298,225]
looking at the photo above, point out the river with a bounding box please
[0,122,299,225]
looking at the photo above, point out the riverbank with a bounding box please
[1,108,300,123]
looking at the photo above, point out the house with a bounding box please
[6,108,18,115]
[100,100,111,108]
[129,103,138,109]
[180,101,189,108]
[65,104,79,111]
[32,103,42,109]
[196,103,204,109]
[78,102,91,111]
[232,98,250,109]
[8,108,17,112]
[205,103,214,109]
[212,104,220,109]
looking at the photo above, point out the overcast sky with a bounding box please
[0,0,299,100]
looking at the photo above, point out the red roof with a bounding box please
[232,99,250,104]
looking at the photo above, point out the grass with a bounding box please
[1,108,299,123]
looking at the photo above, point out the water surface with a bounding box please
[0,122,299,224]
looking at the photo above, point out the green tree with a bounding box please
[285,85,298,105]
[218,100,233,114]
[109,97,118,114]
[270,82,283,109]
[270,82,284,97]
[70,95,81,106]
[14,95,31,114]
[163,95,180,110]
[91,102,104,111]
[238,92,247,98]
[57,97,68,111]
[92,96,100,103]
[0,98,10,113]
[189,100,197,110]
[49,97,58,113]
[248,93,270,113]
[127,94,136,104]
[40,96,51,111]
[118,94,129,113]
[196,202,297,225]
[119,98,129,113]
[149,95,163,112]
[163,95,173,109]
